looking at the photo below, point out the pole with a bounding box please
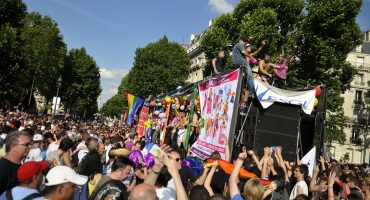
[364,106,368,163]
[28,72,36,107]
[53,84,60,116]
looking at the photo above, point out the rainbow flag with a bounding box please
[123,92,144,126]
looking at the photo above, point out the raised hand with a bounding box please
[264,147,271,156]
[328,171,336,186]
[275,147,282,156]
[238,147,248,160]
[313,164,319,176]
[159,144,172,153]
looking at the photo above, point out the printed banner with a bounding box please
[136,105,149,137]
[190,69,240,160]
[254,79,316,114]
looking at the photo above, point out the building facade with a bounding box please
[186,20,213,83]
[331,30,370,164]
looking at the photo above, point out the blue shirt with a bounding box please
[232,193,244,200]
[0,187,43,200]
[232,43,248,66]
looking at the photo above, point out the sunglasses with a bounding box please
[17,142,32,147]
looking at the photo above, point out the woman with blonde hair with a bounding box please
[229,147,266,200]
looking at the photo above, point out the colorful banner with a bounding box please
[123,92,144,126]
[254,79,316,114]
[190,69,240,160]
[136,105,149,137]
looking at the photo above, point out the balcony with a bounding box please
[350,137,363,145]
[353,99,363,110]
[349,62,370,71]
[354,81,366,86]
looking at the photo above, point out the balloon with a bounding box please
[175,104,180,109]
[315,87,322,97]
[249,58,258,65]
[144,121,148,126]
[180,105,185,110]
[154,110,160,115]
[165,97,172,104]
[157,102,162,107]
[172,98,176,104]
[314,98,318,106]
[183,96,188,101]
[171,104,175,109]
[144,153,155,169]
[129,150,143,167]
[159,113,166,119]
[161,118,166,123]
[150,101,156,107]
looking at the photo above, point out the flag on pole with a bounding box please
[301,146,316,177]
[123,92,144,126]
[185,86,197,152]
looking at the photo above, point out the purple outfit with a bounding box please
[275,61,288,79]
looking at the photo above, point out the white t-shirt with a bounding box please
[156,179,177,200]
[46,141,59,155]
[177,129,186,147]
[289,180,308,200]
[76,141,88,163]
[25,147,43,162]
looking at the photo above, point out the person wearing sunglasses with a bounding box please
[0,131,32,194]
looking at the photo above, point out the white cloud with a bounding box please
[208,0,234,14]
[99,68,128,80]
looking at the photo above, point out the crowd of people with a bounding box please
[0,108,369,200]
[0,39,369,200]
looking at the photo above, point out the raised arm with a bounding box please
[204,161,218,196]
[327,171,336,200]
[229,147,248,199]
[250,40,266,57]
[224,137,230,162]
[248,149,262,170]
[164,156,188,200]
[309,165,321,192]
[194,165,210,186]
[286,45,298,65]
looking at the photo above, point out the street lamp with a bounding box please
[53,76,62,115]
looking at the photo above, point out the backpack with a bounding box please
[5,189,42,200]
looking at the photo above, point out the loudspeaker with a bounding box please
[235,100,301,162]
[233,87,326,162]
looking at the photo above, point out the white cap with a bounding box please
[45,166,87,186]
[33,134,43,141]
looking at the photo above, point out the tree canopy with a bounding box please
[0,0,102,116]
[62,48,102,117]
[118,36,191,99]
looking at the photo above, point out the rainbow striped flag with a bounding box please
[123,92,144,126]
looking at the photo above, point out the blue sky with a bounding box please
[24,0,370,107]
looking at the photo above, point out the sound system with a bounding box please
[233,87,326,162]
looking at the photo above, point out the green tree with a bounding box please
[100,94,126,117]
[62,48,102,117]
[200,0,363,144]
[290,0,363,143]
[20,12,67,101]
[119,36,190,98]
[0,0,28,108]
